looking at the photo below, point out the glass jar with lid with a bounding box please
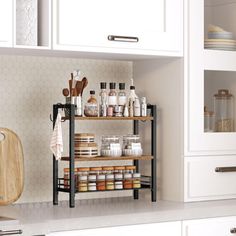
[64,168,78,189]
[84,90,98,117]
[101,135,122,157]
[125,166,136,174]
[106,173,115,190]
[133,173,141,189]
[204,106,215,132]
[122,135,143,157]
[78,175,88,192]
[214,89,234,132]
[102,166,114,175]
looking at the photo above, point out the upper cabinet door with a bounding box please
[53,0,183,56]
[0,0,13,47]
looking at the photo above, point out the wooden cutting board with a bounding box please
[0,128,24,205]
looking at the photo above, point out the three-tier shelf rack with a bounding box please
[52,103,157,208]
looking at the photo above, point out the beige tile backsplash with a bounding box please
[0,55,133,203]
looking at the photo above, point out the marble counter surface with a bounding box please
[1,197,236,234]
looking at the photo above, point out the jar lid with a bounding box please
[110,82,116,89]
[133,173,141,178]
[75,143,98,147]
[77,167,90,172]
[100,82,107,89]
[119,83,125,90]
[79,175,88,181]
[102,166,114,171]
[115,181,123,185]
[64,168,77,172]
[125,166,136,170]
[214,89,233,99]
[75,133,95,137]
[90,167,102,171]
[130,85,135,90]
[114,166,126,170]
[90,90,95,95]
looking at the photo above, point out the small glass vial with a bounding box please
[100,82,108,117]
[106,174,115,190]
[124,173,133,189]
[78,175,88,192]
[84,90,98,117]
[97,174,106,191]
[133,173,141,189]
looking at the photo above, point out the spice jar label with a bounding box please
[131,143,142,150]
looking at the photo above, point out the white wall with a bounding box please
[0,55,133,203]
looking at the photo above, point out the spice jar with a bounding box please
[114,166,125,175]
[88,183,97,191]
[124,173,133,189]
[97,174,106,191]
[78,175,88,192]
[123,135,143,157]
[125,166,136,174]
[84,90,98,117]
[101,136,122,157]
[214,89,234,132]
[115,181,123,190]
[106,174,115,190]
[90,167,102,176]
[64,168,78,189]
[78,167,89,176]
[133,173,141,189]
[102,166,114,175]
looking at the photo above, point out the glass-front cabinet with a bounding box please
[186,0,236,156]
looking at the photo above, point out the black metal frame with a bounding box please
[52,104,157,208]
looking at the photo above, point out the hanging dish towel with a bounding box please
[50,112,63,160]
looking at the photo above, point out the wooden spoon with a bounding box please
[81,77,88,96]
[69,73,73,97]
[75,81,84,96]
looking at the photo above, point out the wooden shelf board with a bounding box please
[62,116,153,121]
[61,155,153,162]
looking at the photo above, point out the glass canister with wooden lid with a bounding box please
[214,89,234,132]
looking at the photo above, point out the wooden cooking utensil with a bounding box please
[75,81,84,96]
[62,88,70,97]
[69,73,73,97]
[0,128,24,205]
[81,77,88,96]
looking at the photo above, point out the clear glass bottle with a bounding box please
[128,86,138,117]
[99,82,107,117]
[134,98,141,117]
[118,83,127,107]
[108,83,117,116]
[141,97,147,117]
[84,90,98,117]
[214,89,234,132]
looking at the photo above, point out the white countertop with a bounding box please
[1,197,236,233]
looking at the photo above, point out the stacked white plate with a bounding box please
[205,30,236,50]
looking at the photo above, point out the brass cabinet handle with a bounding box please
[0,230,23,235]
[231,228,236,233]
[215,167,236,172]
[108,35,139,42]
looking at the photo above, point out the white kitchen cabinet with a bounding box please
[183,216,236,236]
[0,0,13,47]
[53,0,183,56]
[185,0,236,156]
[48,221,181,236]
[184,156,236,201]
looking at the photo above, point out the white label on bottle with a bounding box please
[110,143,121,150]
[118,96,127,106]
[131,143,141,150]
[108,96,117,106]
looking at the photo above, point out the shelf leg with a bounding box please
[53,105,58,205]
[151,105,157,202]
[133,120,139,200]
[69,104,75,208]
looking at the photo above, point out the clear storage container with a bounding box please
[122,135,143,156]
[204,106,215,132]
[100,135,122,157]
[214,89,234,132]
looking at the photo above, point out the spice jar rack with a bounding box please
[52,103,157,208]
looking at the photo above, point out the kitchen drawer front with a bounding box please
[185,156,236,201]
[48,221,181,236]
[183,216,236,236]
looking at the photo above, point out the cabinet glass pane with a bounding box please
[204,0,236,51]
[204,70,236,132]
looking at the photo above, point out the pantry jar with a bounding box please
[102,166,114,175]
[124,173,133,189]
[125,166,136,174]
[106,174,115,190]
[122,135,143,157]
[101,135,122,157]
[133,173,141,189]
[78,175,88,192]
[214,89,234,132]
[97,174,106,191]
[89,167,102,176]
[64,168,78,189]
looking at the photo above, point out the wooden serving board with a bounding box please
[0,128,24,205]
